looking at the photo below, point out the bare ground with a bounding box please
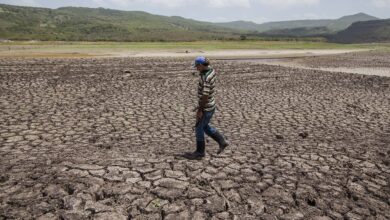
[243,50,390,77]
[0,48,366,59]
[0,57,389,219]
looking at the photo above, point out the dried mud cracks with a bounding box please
[0,57,389,219]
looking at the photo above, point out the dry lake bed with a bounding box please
[0,50,389,219]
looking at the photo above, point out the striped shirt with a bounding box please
[198,67,216,112]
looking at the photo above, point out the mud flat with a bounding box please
[0,58,389,219]
[0,46,366,59]
[115,49,366,59]
[241,50,390,77]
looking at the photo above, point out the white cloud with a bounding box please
[17,0,40,7]
[91,0,187,8]
[372,0,390,7]
[257,0,320,7]
[302,13,320,19]
[144,0,188,8]
[82,0,322,9]
[92,0,251,8]
[209,0,250,8]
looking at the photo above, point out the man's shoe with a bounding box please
[217,142,229,154]
[184,141,205,160]
[184,151,205,160]
[209,131,229,154]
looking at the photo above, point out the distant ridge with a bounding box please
[0,3,242,41]
[329,19,390,43]
[0,3,386,43]
[215,13,379,33]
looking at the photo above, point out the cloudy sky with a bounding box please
[1,0,389,23]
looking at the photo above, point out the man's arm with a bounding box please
[196,95,208,122]
[199,95,208,111]
[197,72,212,121]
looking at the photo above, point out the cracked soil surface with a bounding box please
[0,56,389,219]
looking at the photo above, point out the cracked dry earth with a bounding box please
[0,57,389,220]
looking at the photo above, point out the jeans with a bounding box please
[196,109,218,142]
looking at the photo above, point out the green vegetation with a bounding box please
[0,4,243,41]
[326,13,378,31]
[259,27,330,37]
[0,3,387,44]
[330,19,390,43]
[216,13,378,34]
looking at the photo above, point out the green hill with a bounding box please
[329,19,390,43]
[260,27,331,37]
[0,3,385,43]
[215,20,264,31]
[257,20,332,32]
[216,13,378,33]
[0,4,242,41]
[327,13,378,31]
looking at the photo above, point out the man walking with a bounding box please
[186,56,229,159]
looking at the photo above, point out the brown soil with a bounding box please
[0,57,389,219]
[295,50,390,68]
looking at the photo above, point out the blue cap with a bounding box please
[193,56,207,67]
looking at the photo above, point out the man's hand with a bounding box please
[195,95,208,125]
[196,109,203,123]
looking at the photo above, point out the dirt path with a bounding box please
[0,58,389,219]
